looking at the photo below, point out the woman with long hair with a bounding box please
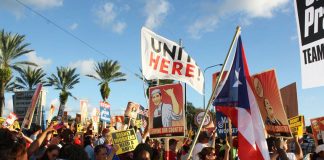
[39,145,60,160]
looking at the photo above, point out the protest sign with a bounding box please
[47,105,55,123]
[294,0,324,88]
[124,102,141,119]
[2,112,18,128]
[251,70,291,137]
[100,101,111,123]
[76,114,81,124]
[310,116,324,145]
[111,116,124,130]
[148,83,185,138]
[21,84,42,129]
[288,115,304,137]
[280,83,299,119]
[0,117,5,125]
[52,121,58,135]
[91,108,100,133]
[194,111,212,128]
[77,123,83,133]
[216,109,238,138]
[80,100,88,124]
[141,27,204,94]
[111,129,139,155]
[135,120,142,128]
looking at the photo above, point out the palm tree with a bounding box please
[134,68,174,98]
[0,30,36,116]
[46,66,80,116]
[86,60,126,102]
[13,66,46,90]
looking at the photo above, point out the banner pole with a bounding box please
[186,26,241,160]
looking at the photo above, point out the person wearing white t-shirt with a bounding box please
[192,131,215,160]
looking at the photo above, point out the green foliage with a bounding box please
[186,102,198,130]
[100,82,110,101]
[46,66,80,105]
[0,67,11,82]
[86,60,126,101]
[13,66,46,90]
[0,29,36,116]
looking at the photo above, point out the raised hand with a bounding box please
[164,88,175,97]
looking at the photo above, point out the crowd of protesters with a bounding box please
[0,121,324,160]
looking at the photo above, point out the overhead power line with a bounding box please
[14,0,137,75]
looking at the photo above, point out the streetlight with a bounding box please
[203,64,223,109]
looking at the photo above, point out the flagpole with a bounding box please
[186,26,241,160]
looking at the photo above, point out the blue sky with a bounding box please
[0,0,321,125]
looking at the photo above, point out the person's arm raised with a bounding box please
[164,88,180,114]
[27,123,55,156]
[293,136,303,160]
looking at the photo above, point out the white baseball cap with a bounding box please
[151,89,161,95]
[316,144,324,153]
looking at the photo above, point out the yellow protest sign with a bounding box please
[52,121,58,135]
[135,120,142,128]
[288,115,304,137]
[77,123,83,133]
[0,117,5,126]
[111,129,138,155]
[11,121,20,130]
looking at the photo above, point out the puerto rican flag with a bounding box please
[213,36,269,160]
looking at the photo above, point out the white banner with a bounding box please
[80,100,88,124]
[141,27,204,94]
[294,0,324,88]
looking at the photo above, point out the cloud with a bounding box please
[94,2,128,33]
[69,59,96,76]
[113,22,126,33]
[25,51,52,69]
[0,0,64,18]
[188,0,289,39]
[69,23,78,30]
[144,0,170,30]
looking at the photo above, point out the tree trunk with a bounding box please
[0,82,5,117]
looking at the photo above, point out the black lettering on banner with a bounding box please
[302,42,324,64]
[296,0,324,45]
[163,43,177,60]
[151,38,161,53]
[150,37,183,61]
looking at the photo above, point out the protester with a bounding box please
[199,147,216,160]
[58,143,89,160]
[0,128,27,160]
[94,145,108,160]
[192,131,217,160]
[84,135,95,160]
[267,136,303,160]
[314,144,324,159]
[180,145,190,160]
[30,125,42,141]
[165,139,178,160]
[133,143,153,160]
[39,144,60,160]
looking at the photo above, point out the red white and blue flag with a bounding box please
[213,36,269,160]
